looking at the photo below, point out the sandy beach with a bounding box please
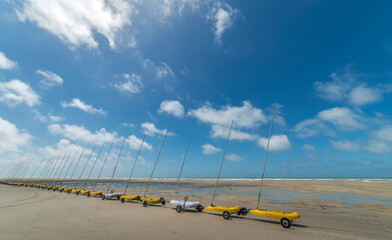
[1,179,391,240]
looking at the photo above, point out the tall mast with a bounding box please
[123,135,146,195]
[67,149,85,188]
[175,129,194,192]
[106,140,125,193]
[83,145,104,190]
[59,151,79,187]
[143,131,168,198]
[74,147,95,189]
[256,108,275,210]
[211,119,234,206]
[92,142,113,192]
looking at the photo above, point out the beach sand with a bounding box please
[0,180,391,239]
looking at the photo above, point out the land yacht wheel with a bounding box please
[196,205,203,212]
[102,196,106,200]
[280,218,291,228]
[176,205,182,213]
[143,201,147,207]
[223,211,230,220]
[121,198,125,203]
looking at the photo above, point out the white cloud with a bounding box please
[348,85,382,106]
[158,100,184,118]
[141,122,171,136]
[31,110,63,123]
[48,123,117,145]
[317,107,365,130]
[201,143,221,155]
[226,153,244,162]
[366,139,392,154]
[207,2,238,44]
[210,124,258,141]
[36,70,63,88]
[257,134,291,152]
[330,140,361,153]
[113,73,143,95]
[0,51,17,70]
[61,98,106,115]
[0,79,40,107]
[188,101,267,129]
[302,144,316,151]
[143,59,175,79]
[0,116,32,154]
[127,135,152,151]
[294,107,365,138]
[189,101,269,141]
[294,118,335,138]
[39,139,84,156]
[373,125,392,142]
[16,0,134,49]
[314,66,390,106]
[366,125,392,154]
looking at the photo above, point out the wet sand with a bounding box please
[0,180,391,239]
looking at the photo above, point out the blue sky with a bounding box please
[0,0,391,178]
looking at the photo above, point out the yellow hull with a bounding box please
[140,197,161,204]
[249,209,300,221]
[120,195,139,201]
[80,190,91,195]
[52,186,59,190]
[58,187,65,191]
[205,205,241,214]
[72,189,81,193]
[64,188,72,192]
[90,191,102,196]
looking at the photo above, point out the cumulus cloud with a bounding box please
[317,107,365,130]
[39,139,84,156]
[0,79,40,107]
[143,59,175,79]
[366,125,392,154]
[113,73,143,95]
[127,135,152,150]
[201,143,221,155]
[210,125,258,141]
[16,0,134,49]
[330,140,361,153]
[48,123,117,145]
[302,144,316,152]
[257,134,291,152]
[207,2,238,44]
[188,101,267,129]
[226,153,244,162]
[61,98,106,115]
[141,122,171,136]
[36,70,63,88]
[294,107,365,138]
[31,110,63,123]
[158,100,184,118]
[0,51,17,70]
[314,66,390,106]
[0,116,32,154]
[188,101,268,141]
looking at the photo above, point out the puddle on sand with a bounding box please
[313,193,392,207]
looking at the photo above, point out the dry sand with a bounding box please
[0,180,391,240]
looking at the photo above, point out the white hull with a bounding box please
[170,199,201,208]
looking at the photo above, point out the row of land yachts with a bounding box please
[1,116,300,228]
[2,178,300,228]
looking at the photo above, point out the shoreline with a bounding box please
[1,180,391,239]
